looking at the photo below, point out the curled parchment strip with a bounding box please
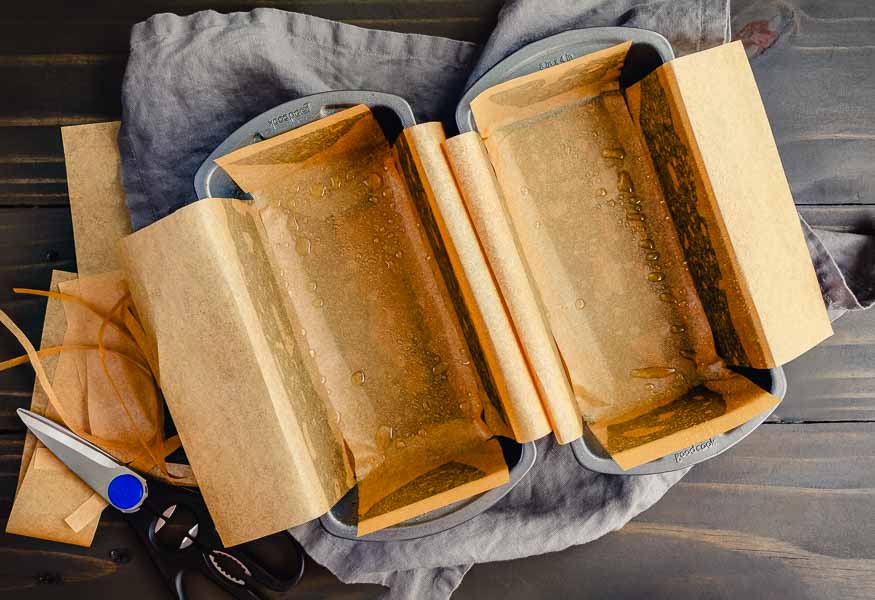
[444,132,583,443]
[401,123,551,443]
[64,493,109,533]
[0,288,193,486]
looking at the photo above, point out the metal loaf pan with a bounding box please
[194,91,537,540]
[195,91,416,199]
[456,27,786,474]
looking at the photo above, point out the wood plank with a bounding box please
[0,212,75,290]
[0,162,66,184]
[0,56,126,125]
[733,0,875,206]
[0,17,494,55]
[799,205,875,233]
[0,128,64,163]
[778,308,875,422]
[458,423,875,600]
[0,208,74,407]
[0,526,380,599]
[0,1,500,55]
[0,194,69,208]
[0,0,500,22]
[6,423,867,599]
[0,183,68,200]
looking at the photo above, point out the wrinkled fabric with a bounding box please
[291,438,685,597]
[118,8,479,229]
[118,0,731,232]
[118,1,874,598]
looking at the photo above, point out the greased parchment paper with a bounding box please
[122,198,355,546]
[467,42,780,469]
[215,105,508,535]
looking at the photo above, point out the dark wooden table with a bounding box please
[2,2,874,598]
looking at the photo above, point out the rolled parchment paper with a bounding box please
[444,132,583,444]
[403,122,551,442]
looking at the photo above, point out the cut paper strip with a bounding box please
[64,492,109,534]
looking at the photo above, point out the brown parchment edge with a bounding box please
[643,63,773,368]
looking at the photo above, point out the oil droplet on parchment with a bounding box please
[365,173,383,190]
[630,367,677,379]
[647,272,665,282]
[351,370,366,386]
[376,426,394,451]
[617,170,634,193]
[601,147,626,160]
[295,237,311,257]
[639,239,655,250]
[671,324,687,334]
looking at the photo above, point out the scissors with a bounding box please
[17,408,305,599]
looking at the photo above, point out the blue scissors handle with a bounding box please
[108,473,147,510]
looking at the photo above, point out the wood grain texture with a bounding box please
[458,423,875,600]
[734,0,875,206]
[778,308,875,422]
[0,208,75,410]
[800,205,875,233]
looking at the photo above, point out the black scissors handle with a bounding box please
[126,479,305,600]
[192,535,306,600]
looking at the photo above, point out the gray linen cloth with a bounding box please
[117,1,874,597]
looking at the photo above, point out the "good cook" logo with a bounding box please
[673,438,716,463]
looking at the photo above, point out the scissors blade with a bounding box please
[17,408,148,512]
